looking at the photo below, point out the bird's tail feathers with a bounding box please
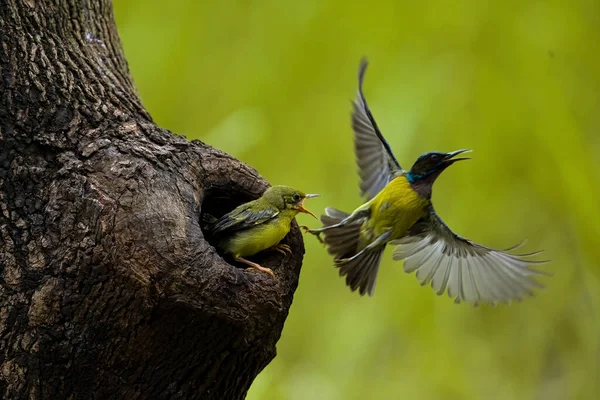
[336,247,384,297]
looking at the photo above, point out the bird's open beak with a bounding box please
[297,194,320,219]
[444,149,472,163]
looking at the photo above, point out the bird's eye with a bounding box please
[292,194,301,202]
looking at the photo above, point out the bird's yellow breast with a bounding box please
[362,175,429,242]
[221,212,295,258]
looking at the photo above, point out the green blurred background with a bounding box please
[114,1,600,398]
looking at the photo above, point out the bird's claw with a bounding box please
[246,266,275,277]
[236,256,275,277]
[270,243,292,256]
[300,226,324,244]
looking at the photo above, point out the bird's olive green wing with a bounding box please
[210,202,279,236]
[391,208,549,306]
[352,58,404,200]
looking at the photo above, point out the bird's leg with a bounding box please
[268,243,292,256]
[235,257,275,277]
[304,209,368,243]
[308,215,355,233]
[335,231,391,263]
[301,225,324,243]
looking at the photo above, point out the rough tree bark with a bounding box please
[0,1,305,399]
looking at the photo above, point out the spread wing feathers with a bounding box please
[319,207,364,258]
[209,202,279,236]
[352,57,403,200]
[319,207,383,296]
[391,210,550,306]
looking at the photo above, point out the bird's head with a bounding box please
[406,149,471,190]
[263,185,320,218]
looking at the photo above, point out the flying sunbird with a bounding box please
[307,59,548,305]
[209,185,319,277]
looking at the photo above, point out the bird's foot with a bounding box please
[300,225,312,234]
[269,243,292,256]
[236,256,275,277]
[245,265,275,277]
[300,226,324,244]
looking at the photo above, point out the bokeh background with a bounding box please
[114,1,600,399]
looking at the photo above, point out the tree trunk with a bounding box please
[0,1,304,399]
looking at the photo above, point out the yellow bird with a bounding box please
[307,59,548,305]
[209,185,319,277]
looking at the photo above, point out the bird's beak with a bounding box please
[444,149,471,164]
[297,194,320,219]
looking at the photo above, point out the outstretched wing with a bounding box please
[352,57,404,200]
[210,202,279,236]
[392,208,550,306]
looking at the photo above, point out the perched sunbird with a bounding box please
[208,185,319,277]
[307,59,548,305]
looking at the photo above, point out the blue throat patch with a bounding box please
[407,168,440,183]
[406,171,422,183]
